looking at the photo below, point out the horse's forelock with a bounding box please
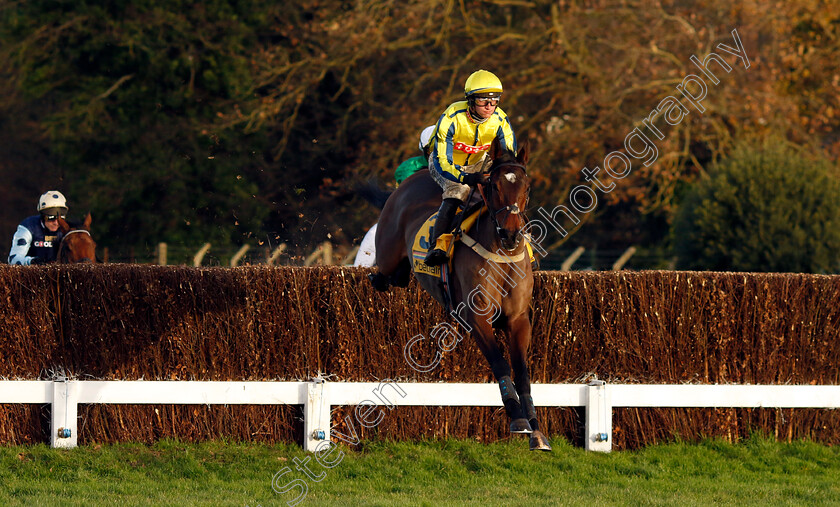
[491,159,527,187]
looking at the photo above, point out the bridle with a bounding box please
[58,229,94,263]
[476,161,529,251]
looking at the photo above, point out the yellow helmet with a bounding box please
[464,70,503,98]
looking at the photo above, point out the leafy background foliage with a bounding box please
[1,1,839,269]
[673,140,840,272]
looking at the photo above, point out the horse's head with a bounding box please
[484,138,530,251]
[57,213,97,263]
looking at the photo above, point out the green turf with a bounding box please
[1,435,838,506]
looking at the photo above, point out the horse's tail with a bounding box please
[356,178,392,210]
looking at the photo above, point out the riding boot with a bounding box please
[424,198,461,266]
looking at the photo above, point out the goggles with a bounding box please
[473,96,500,107]
[43,214,65,221]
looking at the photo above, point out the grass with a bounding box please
[1,435,838,506]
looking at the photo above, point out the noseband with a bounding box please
[477,162,528,251]
[58,229,94,263]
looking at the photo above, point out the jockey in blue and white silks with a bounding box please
[8,191,68,265]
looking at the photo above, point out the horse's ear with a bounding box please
[516,139,530,165]
[58,217,70,234]
[489,137,504,161]
[83,212,92,230]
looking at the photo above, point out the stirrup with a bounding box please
[424,248,449,266]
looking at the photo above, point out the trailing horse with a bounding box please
[369,138,551,451]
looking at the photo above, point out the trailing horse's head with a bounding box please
[486,138,530,251]
[57,213,97,263]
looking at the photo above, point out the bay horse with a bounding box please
[369,138,551,451]
[57,213,97,263]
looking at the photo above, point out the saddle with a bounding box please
[411,202,534,280]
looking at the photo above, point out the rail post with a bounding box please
[304,377,331,452]
[51,378,78,449]
[585,380,612,452]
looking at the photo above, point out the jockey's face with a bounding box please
[42,215,61,233]
[476,103,496,119]
[472,96,498,119]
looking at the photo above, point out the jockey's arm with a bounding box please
[494,111,518,154]
[8,225,36,265]
[430,116,466,184]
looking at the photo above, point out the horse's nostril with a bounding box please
[501,235,519,251]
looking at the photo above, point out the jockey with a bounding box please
[8,190,69,265]
[424,70,517,266]
[354,126,436,267]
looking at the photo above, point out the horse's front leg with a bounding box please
[466,316,531,434]
[507,313,552,451]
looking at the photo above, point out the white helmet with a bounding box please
[419,125,436,151]
[38,190,69,216]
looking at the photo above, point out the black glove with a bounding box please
[462,172,486,186]
[29,257,47,265]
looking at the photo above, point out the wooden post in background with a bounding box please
[561,246,585,271]
[612,246,637,270]
[230,245,250,267]
[193,243,211,267]
[341,246,360,266]
[304,242,333,266]
[266,244,287,266]
[322,242,332,265]
[157,242,167,266]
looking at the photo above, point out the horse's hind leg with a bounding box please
[507,314,552,451]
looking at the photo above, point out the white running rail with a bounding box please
[1,379,838,452]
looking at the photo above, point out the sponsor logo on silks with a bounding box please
[453,141,490,155]
[33,241,53,247]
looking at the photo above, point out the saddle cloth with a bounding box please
[411,206,534,279]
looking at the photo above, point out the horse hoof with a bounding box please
[510,418,533,434]
[529,430,552,451]
[368,273,389,292]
